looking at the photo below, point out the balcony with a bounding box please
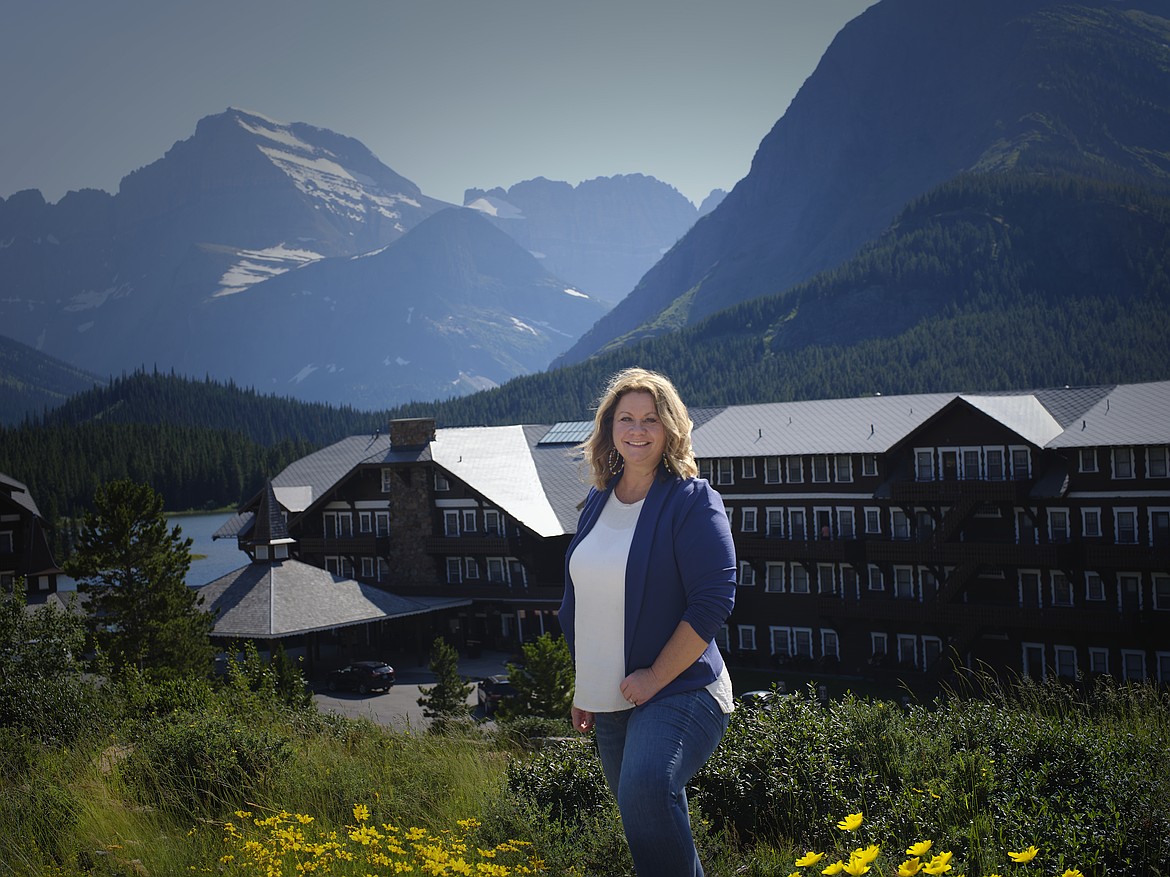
[813,595,1140,633]
[389,582,564,603]
[735,535,866,563]
[889,479,1025,505]
[865,540,1065,568]
[298,535,383,556]
[424,534,517,555]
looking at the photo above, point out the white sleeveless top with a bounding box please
[569,491,734,714]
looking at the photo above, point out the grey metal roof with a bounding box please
[691,393,956,457]
[0,472,42,518]
[1046,381,1170,448]
[539,421,593,445]
[196,559,471,639]
[958,394,1064,448]
[527,424,590,532]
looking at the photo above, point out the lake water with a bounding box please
[58,511,247,590]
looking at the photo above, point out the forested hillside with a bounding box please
[392,170,1170,425]
[0,371,389,540]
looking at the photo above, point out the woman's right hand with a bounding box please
[571,706,594,733]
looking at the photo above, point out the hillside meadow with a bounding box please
[2,635,1167,877]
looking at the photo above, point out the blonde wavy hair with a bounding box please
[579,367,698,490]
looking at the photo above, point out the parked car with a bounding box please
[326,660,395,694]
[477,674,516,716]
[736,687,790,709]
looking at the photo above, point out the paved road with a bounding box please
[312,651,512,730]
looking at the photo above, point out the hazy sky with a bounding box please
[3,1,877,208]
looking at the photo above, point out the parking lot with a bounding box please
[312,650,513,730]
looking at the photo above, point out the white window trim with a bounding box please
[1112,447,1136,480]
[811,455,831,484]
[862,455,879,477]
[1081,507,1102,538]
[1048,508,1070,543]
[764,562,784,593]
[864,507,881,535]
[764,457,782,485]
[960,446,983,480]
[741,507,758,533]
[984,446,1007,481]
[821,629,840,660]
[1120,649,1147,681]
[914,448,935,482]
[766,507,784,538]
[741,458,757,480]
[1078,447,1098,474]
[769,626,791,658]
[1148,446,1170,479]
[1114,507,1139,544]
[1088,646,1109,676]
[739,561,756,588]
[786,455,804,484]
[737,625,757,652]
[790,564,811,595]
[1010,445,1032,480]
[1054,644,1078,679]
[1152,574,1170,611]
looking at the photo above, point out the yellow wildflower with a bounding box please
[854,845,881,866]
[837,812,864,831]
[797,851,826,867]
[1008,846,1039,864]
[787,872,803,877]
[1060,871,1084,877]
[353,803,371,823]
[842,859,871,876]
[898,858,922,876]
[906,841,932,857]
[822,861,846,875]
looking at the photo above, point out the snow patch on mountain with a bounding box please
[214,244,323,297]
[564,287,588,298]
[466,196,524,220]
[511,317,539,335]
[65,283,132,312]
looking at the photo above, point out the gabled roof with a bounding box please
[196,560,471,639]
[1045,381,1170,448]
[430,425,568,538]
[0,472,43,518]
[690,394,955,457]
[958,394,1064,448]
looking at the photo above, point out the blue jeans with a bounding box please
[593,688,729,877]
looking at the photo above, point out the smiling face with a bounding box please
[611,390,666,476]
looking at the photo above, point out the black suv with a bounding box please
[477,674,516,716]
[326,660,396,694]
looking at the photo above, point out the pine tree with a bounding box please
[497,633,574,721]
[416,636,473,734]
[65,478,215,680]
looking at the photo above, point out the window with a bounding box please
[871,632,887,659]
[865,508,881,534]
[375,511,390,536]
[1020,570,1041,606]
[818,564,836,595]
[1017,509,1038,545]
[361,557,375,578]
[920,568,938,596]
[358,511,373,533]
[698,459,713,481]
[769,627,791,659]
[1154,575,1170,610]
[507,559,527,587]
[465,558,480,579]
[1149,446,1170,478]
[862,454,879,477]
[764,457,781,484]
[1054,645,1077,679]
[821,629,840,661]
[717,458,734,485]
[962,448,981,480]
[793,628,814,659]
[1113,447,1135,479]
[985,448,1005,481]
[789,509,806,541]
[484,509,503,535]
[1082,508,1102,538]
[0,531,11,553]
[1115,509,1138,544]
[487,557,506,583]
[716,626,731,652]
[1120,573,1142,610]
[1088,647,1109,675]
[891,509,910,540]
[790,565,810,594]
[868,565,885,591]
[461,509,477,534]
[1049,509,1070,543]
[785,456,804,484]
[737,626,757,652]
[739,562,756,588]
[377,558,390,582]
[915,449,934,482]
[766,508,784,537]
[841,566,859,596]
[1051,572,1073,607]
[1078,448,1097,473]
[446,558,462,583]
[741,508,758,533]
[1152,510,1170,548]
[1121,650,1146,681]
[838,508,856,539]
[443,511,460,537]
[834,455,853,482]
[1085,572,1106,602]
[893,566,914,599]
[897,635,918,668]
[1022,643,1045,681]
[812,455,830,483]
[1011,447,1031,480]
[1158,652,1170,685]
[765,563,784,592]
[741,458,757,479]
[381,468,394,492]
[435,471,450,491]
[324,511,353,538]
[922,636,943,668]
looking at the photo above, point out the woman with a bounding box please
[559,367,737,877]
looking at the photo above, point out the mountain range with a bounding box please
[2,0,1169,425]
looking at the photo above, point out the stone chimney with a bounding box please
[389,417,436,449]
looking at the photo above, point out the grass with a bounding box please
[1,668,1168,877]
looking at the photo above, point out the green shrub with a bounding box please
[505,736,610,823]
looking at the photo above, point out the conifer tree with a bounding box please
[65,478,215,680]
[416,636,473,734]
[497,633,574,721]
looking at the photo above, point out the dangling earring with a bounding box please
[608,446,624,474]
[661,453,671,473]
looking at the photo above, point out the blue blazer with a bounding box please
[560,471,737,705]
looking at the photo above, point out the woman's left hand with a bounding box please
[619,667,663,708]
